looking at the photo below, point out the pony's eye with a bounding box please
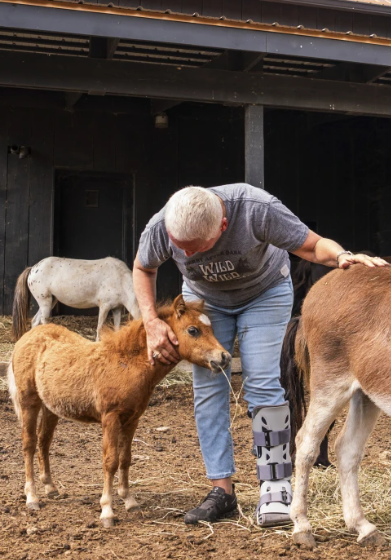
[187,326,200,337]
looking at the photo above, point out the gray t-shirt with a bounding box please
[138,183,308,307]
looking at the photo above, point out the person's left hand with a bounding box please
[338,253,389,269]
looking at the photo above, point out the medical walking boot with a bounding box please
[252,402,292,527]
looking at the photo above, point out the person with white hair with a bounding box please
[133,183,386,527]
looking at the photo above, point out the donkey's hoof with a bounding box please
[101,517,115,529]
[293,531,316,549]
[358,530,386,547]
[27,501,40,511]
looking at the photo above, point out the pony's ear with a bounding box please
[173,295,186,318]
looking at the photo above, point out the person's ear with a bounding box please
[221,218,228,232]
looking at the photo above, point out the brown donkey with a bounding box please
[289,264,391,548]
[8,295,230,528]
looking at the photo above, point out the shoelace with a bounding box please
[201,489,229,509]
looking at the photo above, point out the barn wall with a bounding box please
[0,101,244,314]
[265,111,391,256]
[1,99,391,315]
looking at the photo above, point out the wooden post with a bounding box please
[245,105,264,189]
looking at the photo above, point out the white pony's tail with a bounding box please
[8,360,22,425]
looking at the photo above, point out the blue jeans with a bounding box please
[182,278,293,480]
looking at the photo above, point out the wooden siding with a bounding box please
[1,99,391,314]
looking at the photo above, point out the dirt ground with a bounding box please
[1,316,391,560]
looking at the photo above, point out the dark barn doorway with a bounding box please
[54,170,134,314]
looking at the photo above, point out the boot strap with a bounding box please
[257,462,292,481]
[259,490,292,507]
[253,428,290,447]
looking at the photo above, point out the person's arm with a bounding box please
[293,230,388,268]
[133,253,180,366]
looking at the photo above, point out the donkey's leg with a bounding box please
[335,390,384,546]
[96,304,111,341]
[118,420,139,511]
[22,403,42,510]
[291,386,351,548]
[38,406,59,498]
[100,413,121,527]
[112,308,122,331]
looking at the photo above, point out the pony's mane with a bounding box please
[99,298,204,346]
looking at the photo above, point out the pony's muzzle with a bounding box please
[209,352,231,373]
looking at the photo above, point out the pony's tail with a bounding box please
[7,360,22,425]
[12,267,32,341]
[280,316,309,458]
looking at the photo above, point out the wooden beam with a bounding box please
[245,105,264,189]
[106,38,120,59]
[150,99,182,115]
[2,3,391,68]
[2,52,391,117]
[89,36,120,59]
[64,91,83,109]
[242,52,266,72]
[314,62,391,83]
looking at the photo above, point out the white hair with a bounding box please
[165,186,223,241]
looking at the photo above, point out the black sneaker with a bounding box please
[184,486,237,524]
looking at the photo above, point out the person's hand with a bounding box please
[145,317,180,366]
[338,253,389,269]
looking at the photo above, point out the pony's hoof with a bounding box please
[46,489,60,499]
[125,498,140,512]
[293,531,316,549]
[101,517,115,529]
[27,501,40,511]
[358,530,386,547]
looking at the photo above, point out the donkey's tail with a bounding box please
[12,267,32,341]
[7,360,22,425]
[280,316,309,457]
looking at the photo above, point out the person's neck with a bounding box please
[216,195,226,219]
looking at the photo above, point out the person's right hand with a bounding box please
[145,317,180,366]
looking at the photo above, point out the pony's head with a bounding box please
[163,295,231,373]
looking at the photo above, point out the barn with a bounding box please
[1,0,391,313]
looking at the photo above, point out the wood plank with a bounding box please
[93,112,116,172]
[2,52,391,117]
[297,6,318,29]
[241,0,262,22]
[222,0,242,21]
[4,108,32,314]
[202,0,223,18]
[3,3,391,67]
[245,105,264,189]
[28,108,55,266]
[0,108,8,314]
[181,0,203,15]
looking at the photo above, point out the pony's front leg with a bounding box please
[118,420,139,511]
[292,391,349,548]
[22,404,41,510]
[100,413,121,528]
[38,406,59,498]
[335,390,384,546]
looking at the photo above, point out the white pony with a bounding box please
[12,257,140,341]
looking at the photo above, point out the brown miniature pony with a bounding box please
[288,265,391,548]
[8,295,230,528]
